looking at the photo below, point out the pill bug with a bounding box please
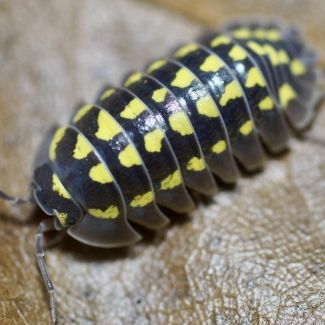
[1,20,323,323]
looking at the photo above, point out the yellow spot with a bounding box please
[267,29,282,41]
[290,59,306,76]
[124,72,143,87]
[56,212,68,225]
[118,144,142,167]
[258,96,274,110]
[187,157,205,171]
[278,50,289,65]
[120,98,147,119]
[253,28,267,39]
[147,59,167,73]
[73,134,93,160]
[220,80,242,106]
[49,127,66,161]
[196,96,219,117]
[96,110,122,141]
[88,206,119,219]
[52,174,70,199]
[279,83,297,108]
[232,28,251,39]
[229,45,247,61]
[160,170,182,190]
[169,111,193,136]
[211,140,227,154]
[152,88,168,103]
[252,28,281,41]
[199,55,224,72]
[73,104,93,123]
[174,43,199,57]
[263,44,279,65]
[245,67,266,88]
[171,68,195,88]
[100,88,116,101]
[130,191,154,207]
[210,35,231,47]
[144,129,165,153]
[239,120,254,135]
[247,41,265,56]
[247,41,288,66]
[89,163,113,184]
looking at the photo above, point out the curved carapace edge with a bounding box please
[32,20,323,248]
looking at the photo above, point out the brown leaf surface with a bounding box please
[0,0,324,324]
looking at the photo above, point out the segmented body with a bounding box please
[32,22,322,248]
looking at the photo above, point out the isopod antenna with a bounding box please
[0,189,34,205]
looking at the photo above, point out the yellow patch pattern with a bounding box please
[199,55,225,72]
[49,127,67,161]
[263,44,280,65]
[52,174,70,199]
[160,170,182,190]
[248,43,289,67]
[169,111,193,136]
[144,129,165,153]
[247,41,265,56]
[232,27,282,41]
[120,98,147,119]
[96,110,122,141]
[245,67,266,88]
[279,83,297,108]
[196,96,219,118]
[210,35,231,47]
[258,96,274,111]
[56,212,68,225]
[174,43,199,58]
[232,28,251,39]
[220,80,242,106]
[124,72,143,87]
[171,68,195,88]
[152,88,168,103]
[211,140,227,154]
[147,59,167,73]
[73,134,93,160]
[118,144,142,167]
[186,157,205,171]
[89,163,113,184]
[267,29,282,41]
[88,206,119,219]
[278,50,289,65]
[73,104,93,123]
[239,120,254,135]
[229,45,247,61]
[253,28,267,39]
[100,88,116,101]
[290,59,306,76]
[130,191,154,208]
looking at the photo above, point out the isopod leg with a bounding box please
[35,218,58,324]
